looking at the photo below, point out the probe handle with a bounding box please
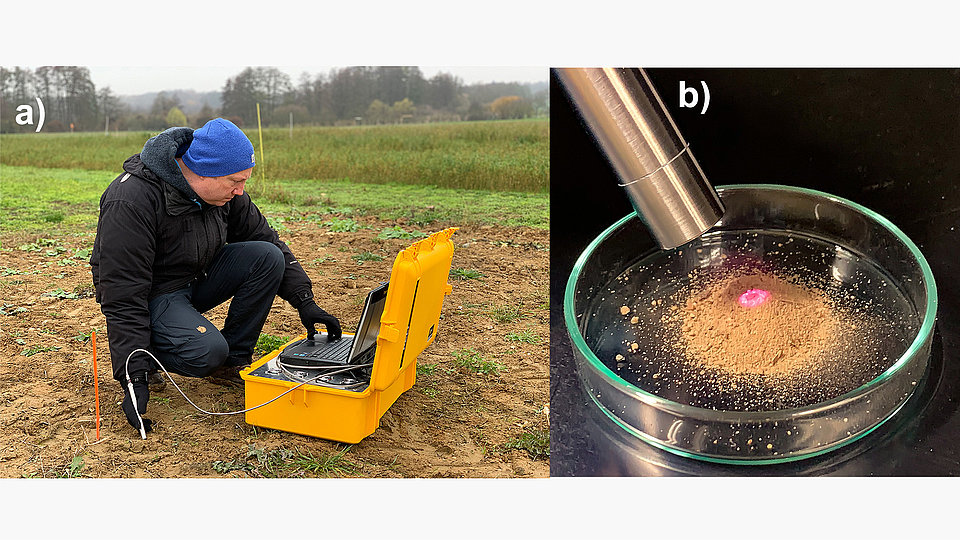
[556,68,724,249]
[126,380,148,440]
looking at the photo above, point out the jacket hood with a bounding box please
[139,127,202,202]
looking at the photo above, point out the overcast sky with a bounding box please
[83,66,547,96]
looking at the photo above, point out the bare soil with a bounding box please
[0,216,549,478]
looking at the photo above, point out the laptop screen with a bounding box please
[349,282,388,361]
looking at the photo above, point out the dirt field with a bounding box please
[0,216,549,478]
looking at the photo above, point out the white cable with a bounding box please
[124,349,152,439]
[123,348,367,439]
[125,379,148,439]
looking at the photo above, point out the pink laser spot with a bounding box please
[738,288,771,308]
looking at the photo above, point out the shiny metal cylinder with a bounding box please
[557,67,725,249]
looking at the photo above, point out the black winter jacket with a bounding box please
[91,127,314,381]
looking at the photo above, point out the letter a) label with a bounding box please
[15,105,33,126]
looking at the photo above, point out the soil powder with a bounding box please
[673,271,840,377]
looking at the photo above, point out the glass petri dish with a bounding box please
[563,185,938,464]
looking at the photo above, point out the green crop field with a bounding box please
[0,120,549,236]
[0,119,549,193]
[0,165,548,237]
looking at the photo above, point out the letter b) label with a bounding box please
[679,81,710,115]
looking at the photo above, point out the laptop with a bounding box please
[279,282,388,368]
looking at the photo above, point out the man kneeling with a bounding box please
[91,118,340,434]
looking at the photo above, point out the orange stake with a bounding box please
[92,330,100,440]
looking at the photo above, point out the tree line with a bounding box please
[0,66,548,133]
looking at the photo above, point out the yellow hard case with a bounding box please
[239,228,457,443]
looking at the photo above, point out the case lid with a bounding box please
[371,228,458,391]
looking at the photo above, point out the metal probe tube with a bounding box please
[557,68,724,249]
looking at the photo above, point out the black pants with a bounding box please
[147,241,285,377]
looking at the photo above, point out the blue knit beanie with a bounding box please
[181,118,255,177]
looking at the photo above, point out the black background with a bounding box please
[549,68,960,476]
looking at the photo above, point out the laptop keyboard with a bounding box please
[288,336,354,361]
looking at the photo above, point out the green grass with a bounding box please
[71,330,93,342]
[265,216,289,232]
[255,334,291,356]
[488,302,524,323]
[325,217,361,232]
[290,446,360,477]
[212,444,359,478]
[53,456,85,478]
[42,288,81,300]
[17,237,66,254]
[351,251,383,264]
[21,345,61,357]
[453,348,504,375]
[416,361,442,398]
[416,362,439,378]
[0,304,28,316]
[1,120,548,192]
[0,165,548,235]
[0,167,108,233]
[377,226,428,240]
[505,329,542,344]
[72,283,96,298]
[66,456,85,477]
[450,268,485,280]
[506,428,550,460]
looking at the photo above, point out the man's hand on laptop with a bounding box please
[298,300,343,341]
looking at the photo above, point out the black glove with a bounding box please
[121,373,153,434]
[298,300,342,340]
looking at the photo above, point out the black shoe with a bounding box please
[207,365,244,387]
[148,371,167,392]
[225,355,252,368]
